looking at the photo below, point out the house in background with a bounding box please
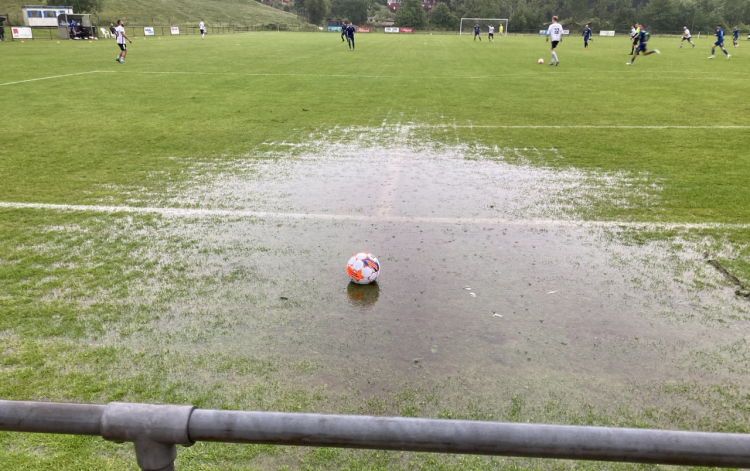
[21,5,73,27]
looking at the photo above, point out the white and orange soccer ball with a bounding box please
[538,58,545,64]
[347,252,380,285]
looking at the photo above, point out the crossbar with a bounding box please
[2,400,750,470]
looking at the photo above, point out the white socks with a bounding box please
[551,51,558,62]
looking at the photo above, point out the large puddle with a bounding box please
[113,125,748,411]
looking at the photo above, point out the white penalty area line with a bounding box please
[99,70,750,81]
[2,202,750,231]
[0,70,113,87]
[110,70,538,80]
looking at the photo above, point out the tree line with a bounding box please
[46,0,750,33]
[301,0,750,32]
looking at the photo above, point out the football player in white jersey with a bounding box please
[199,19,206,40]
[546,16,564,66]
[680,26,694,48]
[488,24,495,42]
[115,20,132,64]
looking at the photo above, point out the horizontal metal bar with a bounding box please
[189,410,750,468]
[2,400,750,468]
[0,400,103,436]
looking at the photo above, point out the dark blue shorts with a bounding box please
[714,40,724,47]
[636,43,647,52]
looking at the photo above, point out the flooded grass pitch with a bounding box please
[2,125,750,469]
[151,126,749,403]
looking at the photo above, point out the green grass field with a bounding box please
[2,32,750,470]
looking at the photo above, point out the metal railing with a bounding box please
[2,400,750,471]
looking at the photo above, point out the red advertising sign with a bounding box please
[357,27,370,33]
[398,27,414,33]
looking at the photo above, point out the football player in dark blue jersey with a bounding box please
[733,26,739,48]
[709,24,730,59]
[474,23,481,41]
[582,24,592,49]
[347,23,355,50]
[627,25,660,65]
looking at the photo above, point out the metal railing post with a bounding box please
[101,403,195,471]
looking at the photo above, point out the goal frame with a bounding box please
[460,18,508,36]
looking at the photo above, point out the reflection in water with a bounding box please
[347,282,380,308]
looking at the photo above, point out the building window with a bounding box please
[44,11,57,18]
[28,10,42,18]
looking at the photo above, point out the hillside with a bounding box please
[0,0,308,26]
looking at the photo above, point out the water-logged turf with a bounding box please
[1,32,750,470]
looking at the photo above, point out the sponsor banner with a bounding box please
[399,27,413,33]
[599,30,615,36]
[357,27,370,33]
[144,27,155,36]
[12,27,33,39]
[328,26,342,32]
[170,26,180,35]
[562,29,570,35]
[538,29,547,35]
[384,27,399,33]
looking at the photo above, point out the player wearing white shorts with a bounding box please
[199,19,206,40]
[680,26,694,48]
[488,25,495,42]
[546,16,563,66]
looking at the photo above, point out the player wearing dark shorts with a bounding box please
[733,26,739,47]
[630,25,640,54]
[340,21,347,42]
[627,26,659,65]
[582,24,592,49]
[114,20,132,64]
[709,24,730,59]
[680,26,695,48]
[474,23,481,41]
[347,23,355,50]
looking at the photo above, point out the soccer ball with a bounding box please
[538,58,544,64]
[347,252,380,285]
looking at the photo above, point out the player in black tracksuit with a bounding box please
[341,21,347,42]
[347,23,355,50]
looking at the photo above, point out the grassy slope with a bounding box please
[1,34,750,469]
[0,0,306,26]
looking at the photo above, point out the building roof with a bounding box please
[21,5,74,8]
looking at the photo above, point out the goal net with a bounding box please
[460,18,508,36]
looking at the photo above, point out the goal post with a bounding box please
[460,18,508,36]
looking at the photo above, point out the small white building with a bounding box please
[21,5,73,27]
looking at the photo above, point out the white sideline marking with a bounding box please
[416,125,750,130]
[2,202,750,230]
[0,70,112,87]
